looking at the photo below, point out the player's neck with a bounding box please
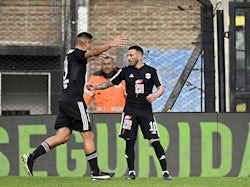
[75,44,87,51]
[135,62,144,69]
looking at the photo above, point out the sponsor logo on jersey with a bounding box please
[129,73,134,78]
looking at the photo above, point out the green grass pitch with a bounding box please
[1,176,250,187]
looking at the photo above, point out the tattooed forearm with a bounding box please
[94,80,113,90]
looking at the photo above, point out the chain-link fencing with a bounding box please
[0,0,203,115]
[86,0,203,112]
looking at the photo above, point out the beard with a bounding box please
[129,60,139,67]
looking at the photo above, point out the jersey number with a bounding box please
[149,121,158,134]
[63,57,69,89]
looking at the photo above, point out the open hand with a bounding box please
[109,37,128,47]
[146,93,158,103]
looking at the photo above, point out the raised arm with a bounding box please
[85,37,127,59]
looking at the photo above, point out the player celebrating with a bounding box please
[84,56,126,113]
[21,32,127,180]
[86,45,172,180]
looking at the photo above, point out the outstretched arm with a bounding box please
[146,85,164,103]
[86,79,114,90]
[85,37,127,59]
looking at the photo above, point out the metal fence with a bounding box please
[0,0,203,115]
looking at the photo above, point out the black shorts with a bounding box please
[55,100,91,132]
[119,112,160,140]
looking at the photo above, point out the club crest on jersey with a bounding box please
[145,73,151,79]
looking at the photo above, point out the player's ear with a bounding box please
[138,53,143,60]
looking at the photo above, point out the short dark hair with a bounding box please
[77,32,93,40]
[103,56,114,61]
[128,45,144,56]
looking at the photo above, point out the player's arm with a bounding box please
[83,88,94,105]
[86,79,114,90]
[83,76,96,105]
[85,37,127,59]
[146,85,164,103]
[156,85,164,97]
